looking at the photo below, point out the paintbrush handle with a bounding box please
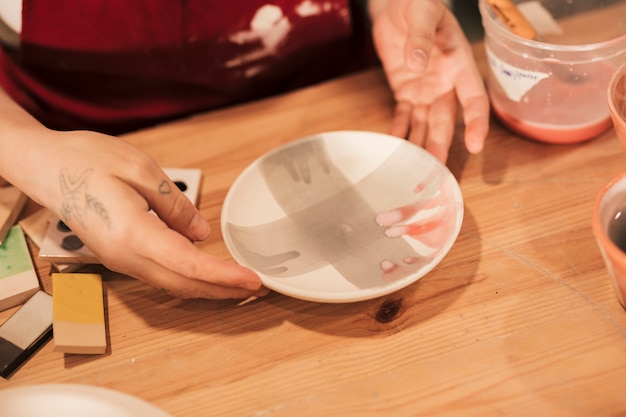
[486,0,537,40]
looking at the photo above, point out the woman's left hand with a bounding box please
[369,0,490,162]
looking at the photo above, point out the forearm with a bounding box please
[0,84,55,198]
[0,82,46,131]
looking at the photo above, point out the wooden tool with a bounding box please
[486,0,537,40]
[486,0,587,84]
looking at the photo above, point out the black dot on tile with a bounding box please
[61,235,84,251]
[174,181,187,192]
[57,220,72,233]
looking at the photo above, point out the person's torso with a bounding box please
[0,1,375,134]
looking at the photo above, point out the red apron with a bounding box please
[0,0,375,134]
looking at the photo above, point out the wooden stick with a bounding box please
[486,0,537,40]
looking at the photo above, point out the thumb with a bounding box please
[403,0,445,73]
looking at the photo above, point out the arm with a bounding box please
[0,85,265,299]
[367,0,490,162]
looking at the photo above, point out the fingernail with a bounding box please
[190,213,211,240]
[467,140,484,154]
[255,287,271,297]
[408,49,428,73]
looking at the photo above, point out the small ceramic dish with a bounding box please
[0,384,172,417]
[221,131,464,303]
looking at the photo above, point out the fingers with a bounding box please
[455,66,491,154]
[392,91,457,163]
[390,101,413,139]
[158,183,211,241]
[461,95,491,154]
[437,9,491,154]
[145,264,266,300]
[425,91,457,162]
[384,2,488,159]
[39,132,262,300]
[406,104,429,148]
[98,213,265,299]
[132,214,263,291]
[403,0,445,74]
[129,164,211,242]
[120,256,267,300]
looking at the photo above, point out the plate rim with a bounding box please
[221,130,464,303]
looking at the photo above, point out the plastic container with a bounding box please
[479,0,626,144]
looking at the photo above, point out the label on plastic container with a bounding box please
[486,47,549,102]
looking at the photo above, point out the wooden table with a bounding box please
[2,42,626,417]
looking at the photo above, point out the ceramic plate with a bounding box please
[221,131,464,303]
[0,384,173,417]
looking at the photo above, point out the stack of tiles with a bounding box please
[52,273,106,354]
[0,225,40,311]
[0,291,53,378]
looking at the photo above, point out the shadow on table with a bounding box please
[449,113,616,188]
[105,207,481,340]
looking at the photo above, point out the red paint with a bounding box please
[487,61,616,144]
[493,104,612,144]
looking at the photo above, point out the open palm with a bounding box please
[370,0,490,162]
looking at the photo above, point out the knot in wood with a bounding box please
[374,299,402,323]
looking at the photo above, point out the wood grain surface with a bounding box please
[1,41,626,417]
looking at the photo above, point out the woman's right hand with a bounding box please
[6,128,266,300]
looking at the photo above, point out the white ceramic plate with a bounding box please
[0,384,173,417]
[221,131,464,303]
